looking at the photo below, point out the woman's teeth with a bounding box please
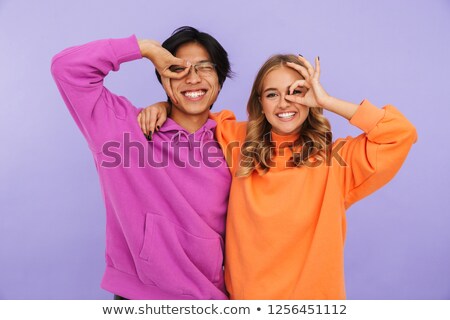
[183,90,206,98]
[277,112,296,119]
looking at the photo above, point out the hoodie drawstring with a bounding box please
[171,128,215,161]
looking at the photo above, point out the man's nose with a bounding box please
[185,65,201,83]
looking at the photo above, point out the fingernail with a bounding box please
[318,56,320,61]
[156,125,160,131]
[298,53,303,57]
[146,131,153,141]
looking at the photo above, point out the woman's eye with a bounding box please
[292,89,303,95]
[266,93,277,98]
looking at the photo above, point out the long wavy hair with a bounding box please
[236,54,332,177]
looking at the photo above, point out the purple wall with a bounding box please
[1,0,449,299]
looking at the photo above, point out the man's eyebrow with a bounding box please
[175,59,210,66]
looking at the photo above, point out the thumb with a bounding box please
[171,57,190,68]
[285,95,305,105]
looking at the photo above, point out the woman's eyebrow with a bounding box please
[263,86,291,93]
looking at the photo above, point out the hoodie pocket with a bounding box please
[136,213,223,296]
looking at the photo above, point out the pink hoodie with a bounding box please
[51,35,231,299]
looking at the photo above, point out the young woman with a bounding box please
[138,54,417,299]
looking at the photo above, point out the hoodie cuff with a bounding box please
[109,35,142,65]
[349,99,386,133]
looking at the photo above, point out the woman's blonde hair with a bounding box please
[236,54,332,177]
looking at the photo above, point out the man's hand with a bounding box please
[138,39,191,105]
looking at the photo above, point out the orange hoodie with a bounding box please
[210,100,417,299]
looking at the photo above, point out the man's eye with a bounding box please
[169,66,186,73]
[198,66,213,71]
[197,63,215,73]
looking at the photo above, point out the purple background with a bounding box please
[1,0,449,299]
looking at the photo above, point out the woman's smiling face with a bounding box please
[260,66,309,135]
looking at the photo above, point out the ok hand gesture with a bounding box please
[138,39,191,105]
[285,56,331,109]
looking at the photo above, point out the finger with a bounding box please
[141,110,149,135]
[163,59,191,79]
[162,77,177,105]
[163,65,191,79]
[148,107,159,134]
[286,62,310,80]
[139,111,148,135]
[137,113,146,134]
[171,57,190,68]
[155,111,167,131]
[288,80,308,94]
[313,56,321,81]
[296,55,315,77]
[285,94,305,105]
[303,81,311,89]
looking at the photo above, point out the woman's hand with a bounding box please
[138,39,191,105]
[137,101,171,140]
[285,56,331,109]
[286,56,360,119]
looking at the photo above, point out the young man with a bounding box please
[51,27,233,299]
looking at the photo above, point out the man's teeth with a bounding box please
[277,112,296,119]
[184,90,206,98]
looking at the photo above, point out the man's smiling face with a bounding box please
[169,42,220,119]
